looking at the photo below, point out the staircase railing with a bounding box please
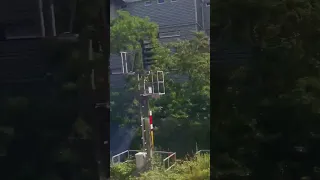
[161,151,176,171]
[111,149,209,173]
[111,150,177,171]
[111,150,140,166]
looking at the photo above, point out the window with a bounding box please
[145,0,152,6]
[206,2,210,7]
[171,0,177,2]
[158,0,165,4]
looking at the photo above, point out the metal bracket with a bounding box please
[138,71,165,96]
[111,51,136,75]
[154,71,165,95]
[120,51,128,74]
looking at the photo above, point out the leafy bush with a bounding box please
[110,161,136,180]
[110,154,210,180]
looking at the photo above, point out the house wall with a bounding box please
[110,0,126,90]
[123,0,201,42]
[123,0,197,27]
[110,53,127,90]
[203,0,210,35]
[110,1,118,20]
[110,0,210,89]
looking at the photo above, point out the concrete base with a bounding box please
[135,152,147,171]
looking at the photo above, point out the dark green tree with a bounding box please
[212,0,320,179]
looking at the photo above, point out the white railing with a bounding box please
[111,150,140,166]
[158,151,176,171]
[111,150,209,171]
[111,150,177,171]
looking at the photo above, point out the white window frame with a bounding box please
[157,0,165,4]
[159,31,181,39]
[145,0,152,6]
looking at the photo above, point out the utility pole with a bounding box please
[140,92,151,159]
[110,38,165,173]
[139,39,155,163]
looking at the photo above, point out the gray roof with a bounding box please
[111,0,126,6]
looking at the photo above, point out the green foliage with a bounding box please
[110,154,210,180]
[110,10,160,123]
[110,90,141,125]
[111,10,159,53]
[212,0,320,179]
[135,154,210,180]
[110,11,210,156]
[110,161,136,180]
[151,32,210,155]
[1,0,111,180]
[109,11,210,179]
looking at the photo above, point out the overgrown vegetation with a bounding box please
[110,10,210,156]
[1,0,109,179]
[211,0,320,179]
[110,154,210,180]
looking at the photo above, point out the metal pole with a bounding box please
[143,99,152,159]
[138,74,146,150]
[69,0,77,33]
[149,110,154,150]
[140,74,152,160]
[121,52,125,74]
[139,39,155,169]
[125,53,128,74]
[38,0,45,37]
[49,0,56,36]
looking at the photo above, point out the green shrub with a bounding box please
[137,154,210,180]
[110,161,136,180]
[111,154,210,180]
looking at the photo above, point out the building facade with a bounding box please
[110,0,126,20]
[122,0,210,42]
[110,0,210,88]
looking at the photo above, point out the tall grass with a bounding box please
[129,153,210,180]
